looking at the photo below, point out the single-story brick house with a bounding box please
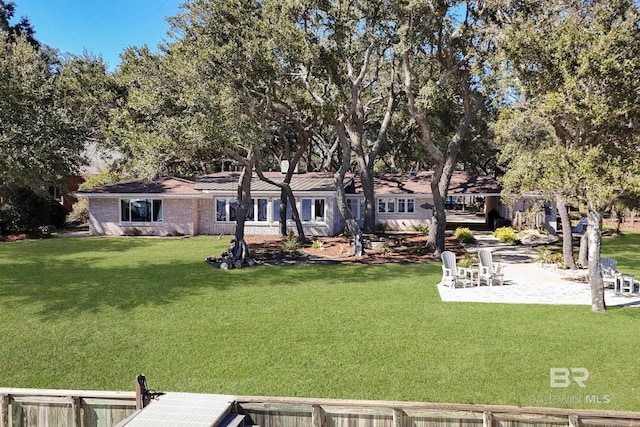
[76,171,504,237]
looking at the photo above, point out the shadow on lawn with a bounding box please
[0,237,436,319]
[0,238,219,318]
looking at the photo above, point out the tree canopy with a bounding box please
[494,0,640,311]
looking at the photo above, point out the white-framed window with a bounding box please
[272,199,293,222]
[121,199,163,222]
[216,198,234,222]
[347,197,364,220]
[398,198,415,213]
[301,198,326,223]
[246,198,268,222]
[217,198,268,222]
[377,198,396,214]
[377,197,415,214]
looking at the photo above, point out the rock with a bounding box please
[518,229,559,246]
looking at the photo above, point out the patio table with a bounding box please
[459,267,480,287]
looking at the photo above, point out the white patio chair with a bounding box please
[478,249,505,286]
[441,251,469,288]
[600,258,618,288]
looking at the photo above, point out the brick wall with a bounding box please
[88,197,199,236]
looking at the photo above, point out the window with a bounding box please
[314,199,325,222]
[273,199,293,222]
[347,198,364,220]
[377,198,396,214]
[398,198,415,213]
[217,198,267,222]
[246,198,268,222]
[121,199,162,222]
[216,198,227,221]
[301,198,326,223]
[257,198,268,222]
[378,198,415,215]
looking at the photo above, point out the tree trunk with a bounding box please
[579,232,589,267]
[359,167,376,233]
[283,184,306,242]
[587,208,606,312]
[556,195,576,269]
[229,163,252,266]
[335,120,364,256]
[428,167,447,254]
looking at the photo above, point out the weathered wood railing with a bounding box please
[2,389,640,427]
[0,388,136,427]
[235,396,640,427]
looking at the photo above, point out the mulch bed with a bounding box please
[0,233,51,242]
[245,233,465,265]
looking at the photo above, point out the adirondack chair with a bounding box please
[600,258,618,288]
[478,249,505,286]
[441,251,469,288]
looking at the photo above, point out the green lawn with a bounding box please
[0,235,639,410]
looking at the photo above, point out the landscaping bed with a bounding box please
[245,233,466,265]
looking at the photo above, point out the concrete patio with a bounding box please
[438,233,640,307]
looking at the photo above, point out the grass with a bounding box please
[0,235,639,410]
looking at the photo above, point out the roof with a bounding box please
[77,177,201,196]
[195,172,346,193]
[354,171,501,196]
[76,171,500,197]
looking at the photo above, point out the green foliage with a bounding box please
[493,226,520,245]
[536,248,563,266]
[413,224,429,234]
[67,198,89,226]
[457,254,475,268]
[282,231,302,254]
[311,240,324,250]
[78,170,122,190]
[454,227,476,243]
[0,3,116,199]
[0,188,67,234]
[381,244,392,256]
[495,0,640,211]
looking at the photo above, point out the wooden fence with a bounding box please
[235,396,640,427]
[2,389,640,427]
[0,388,136,427]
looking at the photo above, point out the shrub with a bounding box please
[311,240,324,250]
[67,198,89,226]
[0,188,67,234]
[493,226,520,245]
[413,224,429,234]
[454,227,476,243]
[282,231,302,254]
[537,249,564,266]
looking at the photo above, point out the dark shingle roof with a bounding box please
[77,177,200,195]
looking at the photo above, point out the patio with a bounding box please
[438,233,640,307]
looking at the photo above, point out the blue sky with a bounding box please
[12,0,184,71]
